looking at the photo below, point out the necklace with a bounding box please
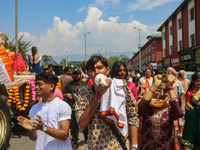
[43,95,55,103]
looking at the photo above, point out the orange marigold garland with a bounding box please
[8,83,31,111]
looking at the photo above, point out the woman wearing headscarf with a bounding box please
[178,70,190,93]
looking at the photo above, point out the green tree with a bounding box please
[120,56,130,64]
[59,58,66,66]
[107,56,120,69]
[42,55,53,59]
[9,35,32,61]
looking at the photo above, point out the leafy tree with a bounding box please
[107,56,120,69]
[120,56,130,64]
[42,55,53,59]
[59,58,66,66]
[9,35,32,61]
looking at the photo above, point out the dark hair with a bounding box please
[31,46,37,69]
[48,64,54,69]
[35,72,58,92]
[111,61,128,79]
[132,76,139,82]
[86,55,108,71]
[64,67,71,73]
[145,68,153,75]
[187,72,200,92]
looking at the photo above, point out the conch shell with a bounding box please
[94,74,109,86]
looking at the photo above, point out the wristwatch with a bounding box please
[42,124,48,132]
[130,144,139,149]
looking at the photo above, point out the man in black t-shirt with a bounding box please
[62,69,88,149]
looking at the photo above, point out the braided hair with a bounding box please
[31,46,37,69]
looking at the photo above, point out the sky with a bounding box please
[0,0,184,63]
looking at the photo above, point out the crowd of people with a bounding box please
[17,54,200,150]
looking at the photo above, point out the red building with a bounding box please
[157,0,200,71]
[130,33,162,72]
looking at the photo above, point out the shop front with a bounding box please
[179,48,195,71]
[163,57,170,69]
[157,60,164,73]
[170,52,181,71]
[194,46,200,72]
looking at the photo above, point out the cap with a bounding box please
[72,69,81,74]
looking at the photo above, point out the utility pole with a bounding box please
[83,32,90,64]
[134,27,141,72]
[66,51,68,67]
[15,0,19,54]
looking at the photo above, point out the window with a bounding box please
[149,45,151,52]
[146,48,148,54]
[152,42,155,49]
[191,34,195,47]
[149,56,151,62]
[163,48,166,57]
[178,40,182,51]
[169,26,173,36]
[163,32,165,40]
[170,45,173,55]
[146,58,148,63]
[152,54,155,61]
[190,8,194,21]
[178,18,182,29]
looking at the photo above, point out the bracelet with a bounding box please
[130,144,139,149]
[92,95,101,103]
[168,87,174,91]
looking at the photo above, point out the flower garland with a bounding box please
[8,83,31,111]
[29,77,36,101]
[56,79,61,90]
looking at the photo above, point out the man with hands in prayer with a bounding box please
[17,72,72,150]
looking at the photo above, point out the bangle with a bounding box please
[130,144,139,149]
[92,95,101,103]
[168,87,174,91]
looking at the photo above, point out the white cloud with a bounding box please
[94,0,120,6]
[127,0,181,11]
[20,7,150,59]
[77,7,86,12]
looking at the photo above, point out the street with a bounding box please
[8,122,88,150]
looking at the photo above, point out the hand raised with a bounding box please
[94,78,112,99]
[153,74,163,89]
[17,115,35,131]
[166,74,175,88]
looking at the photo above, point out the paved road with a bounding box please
[8,123,88,150]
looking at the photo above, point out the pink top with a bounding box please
[127,81,138,102]
[54,88,63,100]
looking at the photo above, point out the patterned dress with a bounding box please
[75,84,139,150]
[138,98,183,150]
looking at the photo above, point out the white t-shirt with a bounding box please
[173,80,185,97]
[29,97,72,150]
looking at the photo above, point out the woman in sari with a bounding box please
[181,103,200,150]
[186,72,200,116]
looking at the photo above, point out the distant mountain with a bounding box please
[53,51,135,64]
